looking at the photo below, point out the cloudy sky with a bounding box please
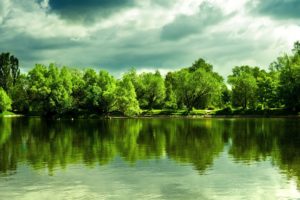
[0,0,300,77]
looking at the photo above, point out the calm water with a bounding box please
[0,118,300,200]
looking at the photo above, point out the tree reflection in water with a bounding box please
[0,118,300,187]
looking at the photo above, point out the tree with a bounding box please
[278,55,300,111]
[270,41,300,111]
[221,86,231,106]
[0,88,12,112]
[27,64,49,113]
[164,72,177,109]
[0,53,20,92]
[58,66,73,112]
[82,69,102,112]
[189,58,213,73]
[69,69,85,112]
[256,71,279,109]
[115,76,141,116]
[28,64,73,115]
[98,70,117,114]
[231,65,261,79]
[9,74,30,113]
[228,71,258,109]
[292,41,300,55]
[123,69,145,106]
[138,71,166,109]
[228,65,281,110]
[173,67,223,111]
[80,69,117,114]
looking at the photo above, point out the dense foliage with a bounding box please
[0,53,20,92]
[0,88,11,112]
[0,41,300,116]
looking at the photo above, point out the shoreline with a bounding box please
[134,115,300,119]
[1,114,300,119]
[0,114,24,118]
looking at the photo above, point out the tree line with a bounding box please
[0,41,299,117]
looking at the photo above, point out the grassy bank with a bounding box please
[141,108,300,118]
[0,111,23,118]
[1,108,300,119]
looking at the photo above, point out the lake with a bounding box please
[0,118,300,199]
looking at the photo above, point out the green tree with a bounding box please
[293,41,300,55]
[279,55,300,111]
[138,71,166,109]
[115,76,141,116]
[270,41,300,111]
[0,53,20,92]
[9,74,30,113]
[228,71,258,109]
[82,69,102,113]
[173,67,223,111]
[123,69,145,106]
[221,86,231,106]
[98,70,117,114]
[28,64,73,115]
[58,66,73,111]
[189,58,213,73]
[80,69,117,114]
[164,72,177,109]
[0,88,12,112]
[69,69,85,112]
[256,71,279,109]
[27,64,48,113]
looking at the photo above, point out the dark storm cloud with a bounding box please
[254,0,300,19]
[46,0,135,23]
[0,27,84,69]
[160,2,225,40]
[1,0,298,78]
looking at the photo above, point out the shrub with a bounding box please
[216,106,233,115]
[0,88,12,113]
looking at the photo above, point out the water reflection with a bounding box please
[0,118,300,186]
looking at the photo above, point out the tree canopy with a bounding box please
[0,53,20,92]
[1,41,300,116]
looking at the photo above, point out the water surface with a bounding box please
[0,118,300,199]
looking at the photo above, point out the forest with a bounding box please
[0,41,299,117]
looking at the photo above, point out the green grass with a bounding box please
[141,109,217,116]
[0,111,16,117]
[189,109,217,115]
[141,108,300,117]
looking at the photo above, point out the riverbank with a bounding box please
[139,108,300,118]
[0,111,23,118]
[1,108,299,119]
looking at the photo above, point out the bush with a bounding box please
[216,106,233,115]
[255,104,263,111]
[0,88,12,113]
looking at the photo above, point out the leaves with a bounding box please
[173,67,224,111]
[0,88,11,112]
[0,53,20,92]
[2,41,300,116]
[115,77,141,116]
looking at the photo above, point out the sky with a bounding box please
[0,0,300,77]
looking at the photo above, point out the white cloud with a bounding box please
[2,0,89,39]
[0,0,300,77]
[0,0,11,24]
